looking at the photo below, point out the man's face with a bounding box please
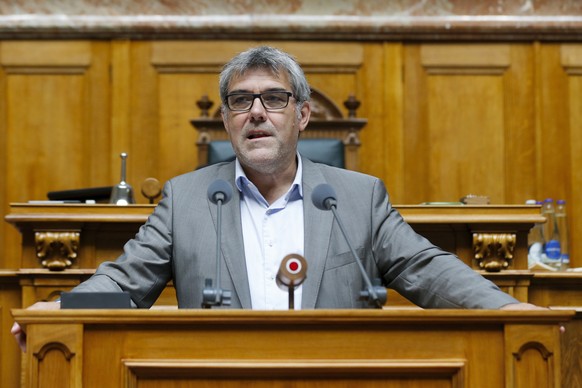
[222,68,310,174]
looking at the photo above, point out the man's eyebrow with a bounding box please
[227,89,249,94]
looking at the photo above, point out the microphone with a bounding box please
[312,184,387,308]
[202,179,233,308]
[207,179,233,204]
[276,254,308,289]
[276,254,308,310]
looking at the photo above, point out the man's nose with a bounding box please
[249,96,267,121]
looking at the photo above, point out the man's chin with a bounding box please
[240,152,282,172]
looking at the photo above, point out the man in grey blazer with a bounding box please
[68,157,515,309]
[12,45,539,350]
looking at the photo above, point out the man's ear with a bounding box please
[298,101,311,133]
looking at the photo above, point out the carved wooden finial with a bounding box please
[141,177,162,204]
[196,95,214,118]
[343,95,361,118]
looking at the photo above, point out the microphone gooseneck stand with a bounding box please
[312,184,387,309]
[202,179,233,308]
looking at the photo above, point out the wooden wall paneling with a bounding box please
[85,43,112,185]
[126,42,159,204]
[0,47,6,270]
[0,41,111,268]
[420,44,506,203]
[561,44,582,267]
[378,43,404,202]
[403,45,430,203]
[504,45,536,204]
[110,40,132,185]
[536,44,571,202]
[536,44,579,267]
[403,44,535,205]
[355,44,388,183]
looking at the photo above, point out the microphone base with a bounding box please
[359,279,387,309]
[201,278,232,308]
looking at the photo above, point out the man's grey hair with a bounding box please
[219,46,311,113]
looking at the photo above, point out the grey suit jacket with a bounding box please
[73,157,518,309]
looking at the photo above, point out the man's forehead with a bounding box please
[229,67,290,88]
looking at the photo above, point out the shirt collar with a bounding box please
[235,152,304,205]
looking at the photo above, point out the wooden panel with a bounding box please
[356,43,399,189]
[123,359,465,388]
[430,74,505,200]
[529,273,582,307]
[420,44,511,69]
[505,323,561,388]
[110,40,132,179]
[403,44,535,205]
[562,44,582,267]
[0,41,111,269]
[561,312,582,388]
[537,44,582,266]
[375,43,404,201]
[27,323,83,388]
[0,41,92,67]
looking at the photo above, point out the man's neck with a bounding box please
[243,160,298,205]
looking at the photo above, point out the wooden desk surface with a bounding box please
[12,307,574,326]
[6,202,544,225]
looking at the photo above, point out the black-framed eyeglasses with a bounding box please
[225,91,294,112]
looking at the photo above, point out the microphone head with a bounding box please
[276,254,308,290]
[311,184,337,210]
[207,179,233,204]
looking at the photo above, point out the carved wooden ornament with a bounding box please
[35,231,80,271]
[473,232,516,272]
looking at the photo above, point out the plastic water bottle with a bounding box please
[526,200,544,267]
[541,198,561,268]
[555,199,570,270]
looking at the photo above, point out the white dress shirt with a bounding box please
[235,156,304,310]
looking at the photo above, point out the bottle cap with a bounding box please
[557,199,566,205]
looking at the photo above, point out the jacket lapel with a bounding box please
[301,158,333,309]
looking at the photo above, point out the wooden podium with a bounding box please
[12,309,572,388]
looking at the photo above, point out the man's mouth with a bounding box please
[247,131,270,140]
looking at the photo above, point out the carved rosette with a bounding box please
[473,232,516,272]
[35,231,80,271]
